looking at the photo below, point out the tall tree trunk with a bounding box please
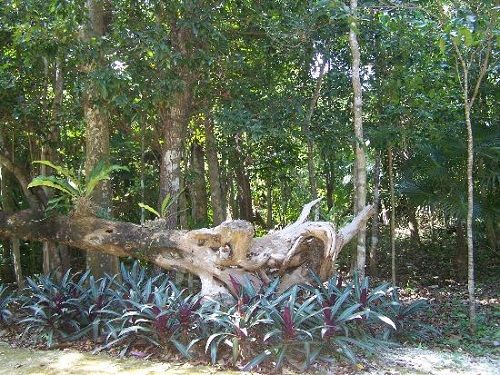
[369,151,381,277]
[407,203,421,246]
[190,139,208,227]
[452,35,492,334]
[348,0,367,278]
[205,119,225,225]
[83,0,118,277]
[234,136,253,221]
[41,57,69,278]
[303,62,327,220]
[266,178,273,228]
[388,145,396,285]
[323,157,335,212]
[464,95,476,333]
[158,88,191,228]
[0,170,23,288]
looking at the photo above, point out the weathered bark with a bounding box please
[158,90,191,228]
[190,139,208,226]
[348,0,367,278]
[204,119,225,225]
[83,0,118,277]
[388,145,396,286]
[0,200,374,298]
[369,151,381,277]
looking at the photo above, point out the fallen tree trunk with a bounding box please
[0,199,374,298]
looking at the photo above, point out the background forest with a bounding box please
[0,0,498,360]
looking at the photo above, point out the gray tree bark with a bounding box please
[348,0,367,278]
[190,139,208,226]
[452,33,492,334]
[83,0,118,277]
[369,151,381,277]
[205,119,225,225]
[388,146,396,286]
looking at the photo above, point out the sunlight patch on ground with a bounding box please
[0,342,236,375]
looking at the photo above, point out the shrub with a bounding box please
[0,284,13,325]
[5,263,431,370]
[20,271,86,346]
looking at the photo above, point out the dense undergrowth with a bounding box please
[0,262,433,371]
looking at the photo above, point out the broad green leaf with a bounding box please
[85,161,128,196]
[138,203,160,218]
[32,160,76,180]
[160,193,172,218]
[28,176,79,198]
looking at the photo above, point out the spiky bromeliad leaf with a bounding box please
[28,176,80,198]
[85,161,129,197]
[32,160,76,180]
[138,203,161,218]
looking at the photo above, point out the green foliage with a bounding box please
[138,191,184,220]
[20,270,86,347]
[6,263,432,368]
[27,161,128,213]
[0,284,13,325]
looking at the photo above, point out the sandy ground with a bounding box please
[0,342,498,375]
[360,347,499,375]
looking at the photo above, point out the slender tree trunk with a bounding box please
[408,204,421,246]
[41,56,69,278]
[369,151,381,277]
[178,173,189,229]
[83,0,118,277]
[266,178,273,228]
[190,139,208,227]
[463,79,476,333]
[303,62,327,220]
[205,119,225,225]
[388,145,396,285]
[348,0,367,278]
[323,156,335,212]
[234,136,253,221]
[451,34,492,334]
[0,170,23,288]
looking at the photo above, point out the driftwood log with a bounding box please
[0,199,374,298]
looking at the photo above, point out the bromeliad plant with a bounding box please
[377,289,434,341]
[0,284,13,325]
[27,160,127,215]
[4,262,431,370]
[244,286,323,371]
[104,267,202,358]
[204,278,280,366]
[71,274,117,342]
[20,270,86,347]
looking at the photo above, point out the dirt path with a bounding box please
[361,347,499,375]
[0,342,498,374]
